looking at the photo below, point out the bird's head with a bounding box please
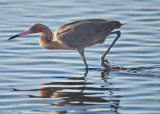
[8,23,46,40]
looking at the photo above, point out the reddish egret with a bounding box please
[8,19,122,68]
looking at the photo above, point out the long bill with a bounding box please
[8,28,33,40]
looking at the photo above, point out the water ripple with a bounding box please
[0,0,160,113]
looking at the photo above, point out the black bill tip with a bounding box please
[8,34,19,40]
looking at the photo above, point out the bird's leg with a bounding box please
[83,58,88,69]
[77,48,88,69]
[101,31,121,68]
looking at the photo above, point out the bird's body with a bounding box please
[54,19,120,48]
[9,19,122,68]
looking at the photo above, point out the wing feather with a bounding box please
[54,19,121,48]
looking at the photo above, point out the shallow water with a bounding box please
[0,0,160,113]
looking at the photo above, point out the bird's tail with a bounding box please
[121,22,130,25]
[112,21,132,29]
[110,21,122,29]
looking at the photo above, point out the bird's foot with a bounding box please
[100,57,115,69]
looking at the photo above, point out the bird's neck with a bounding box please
[39,27,75,50]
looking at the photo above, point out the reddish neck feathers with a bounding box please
[38,25,74,50]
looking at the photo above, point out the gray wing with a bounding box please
[54,19,120,48]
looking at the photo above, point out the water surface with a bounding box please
[0,0,160,113]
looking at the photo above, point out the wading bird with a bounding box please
[8,19,122,68]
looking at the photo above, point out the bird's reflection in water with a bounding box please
[14,69,121,113]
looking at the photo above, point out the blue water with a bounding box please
[0,0,160,113]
